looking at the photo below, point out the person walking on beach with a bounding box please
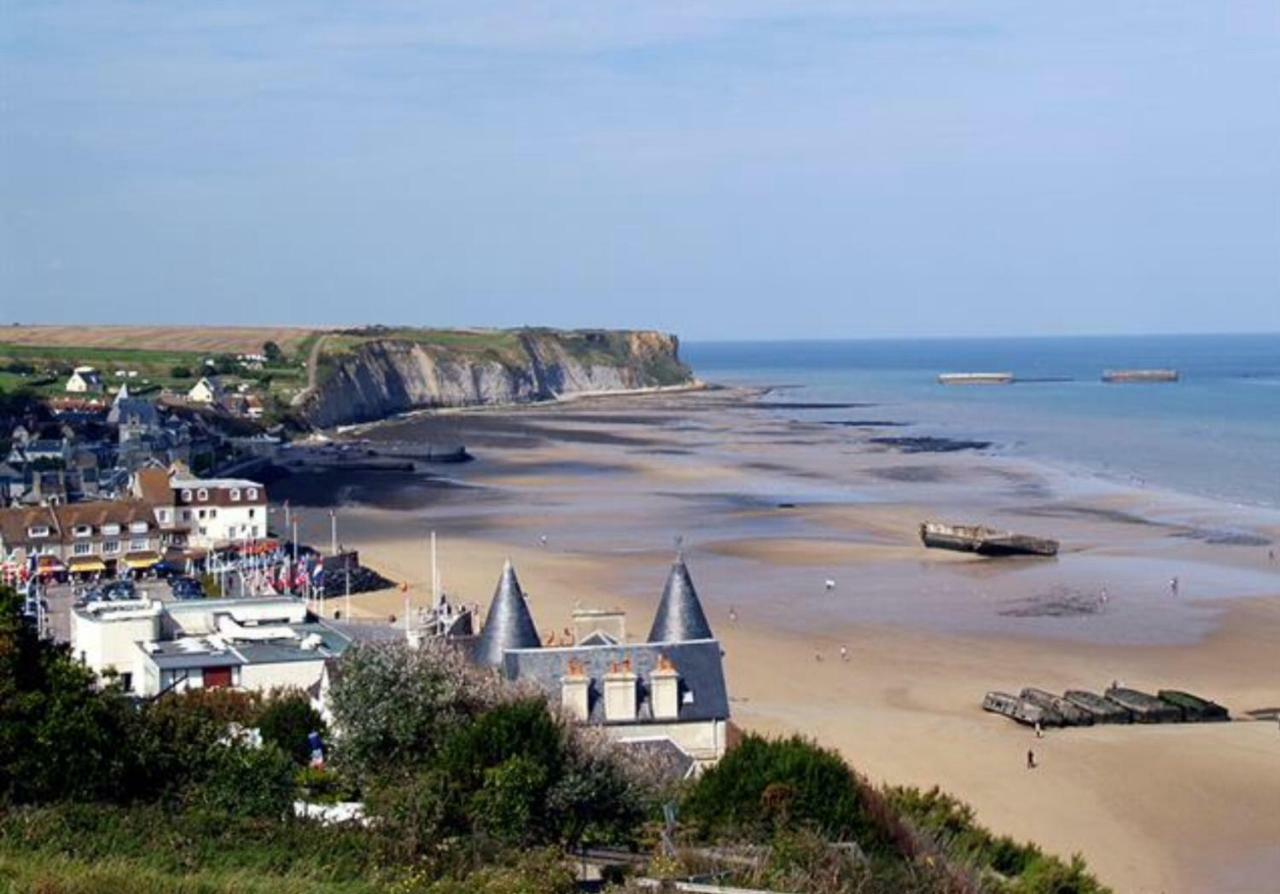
[1026,749,1036,770]
[1169,576,1179,596]
[840,645,849,662]
[1035,720,1043,739]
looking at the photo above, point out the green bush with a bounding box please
[169,365,193,379]
[258,690,325,765]
[682,734,872,845]
[189,743,296,819]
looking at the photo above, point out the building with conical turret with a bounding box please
[470,554,731,772]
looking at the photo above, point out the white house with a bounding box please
[71,596,353,696]
[65,366,105,394]
[169,475,268,548]
[187,377,224,406]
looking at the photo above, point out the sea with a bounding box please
[684,334,1280,510]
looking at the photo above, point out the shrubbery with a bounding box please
[0,585,1109,892]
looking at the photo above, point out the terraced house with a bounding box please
[0,500,162,579]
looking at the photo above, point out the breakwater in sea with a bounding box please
[685,333,1280,509]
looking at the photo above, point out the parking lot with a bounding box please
[39,578,181,644]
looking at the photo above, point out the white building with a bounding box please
[132,468,269,551]
[170,475,268,548]
[71,596,354,696]
[187,376,224,406]
[65,366,105,394]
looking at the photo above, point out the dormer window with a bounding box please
[102,523,120,536]
[230,488,241,502]
[28,525,49,538]
[197,488,208,501]
[246,488,258,500]
[181,489,192,501]
[73,525,92,538]
[129,521,148,534]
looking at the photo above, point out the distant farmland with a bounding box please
[0,326,318,355]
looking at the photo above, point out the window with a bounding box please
[102,523,120,535]
[250,525,259,538]
[208,509,217,518]
[129,538,148,552]
[73,542,93,556]
[230,488,241,502]
[102,541,120,555]
[156,510,169,523]
[73,525,92,538]
[248,508,256,518]
[180,510,191,522]
[129,521,148,534]
[181,489,192,501]
[197,488,208,501]
[197,509,207,520]
[28,526,49,538]
[247,488,258,500]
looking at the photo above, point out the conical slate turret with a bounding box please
[647,554,714,643]
[475,559,541,666]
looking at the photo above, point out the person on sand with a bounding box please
[814,651,824,663]
[840,645,849,662]
[728,606,738,623]
[1027,749,1036,770]
[1170,576,1179,596]
[1035,720,1043,739]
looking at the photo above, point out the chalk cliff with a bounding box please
[299,328,693,428]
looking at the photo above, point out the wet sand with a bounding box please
[278,388,1280,894]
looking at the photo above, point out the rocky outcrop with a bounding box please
[300,329,693,428]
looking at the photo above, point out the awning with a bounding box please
[69,558,108,573]
[124,552,161,570]
[36,556,65,573]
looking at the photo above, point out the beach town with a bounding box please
[2,344,1279,893]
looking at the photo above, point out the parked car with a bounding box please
[151,561,184,579]
[169,576,205,600]
[101,580,138,601]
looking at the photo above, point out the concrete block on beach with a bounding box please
[1021,687,1094,727]
[1104,687,1183,723]
[1063,690,1133,724]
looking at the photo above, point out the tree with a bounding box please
[263,341,285,364]
[0,586,136,804]
[257,690,325,765]
[327,641,505,782]
[170,365,193,379]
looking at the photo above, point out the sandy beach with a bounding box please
[273,387,1280,894]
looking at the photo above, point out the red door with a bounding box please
[203,667,233,688]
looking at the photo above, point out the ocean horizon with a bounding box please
[685,333,1280,510]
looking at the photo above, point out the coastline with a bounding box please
[276,383,1280,894]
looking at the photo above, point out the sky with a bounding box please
[1,1,1277,340]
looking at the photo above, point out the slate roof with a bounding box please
[647,555,714,643]
[502,639,729,725]
[474,559,540,666]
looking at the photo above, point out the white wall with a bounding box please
[238,658,326,692]
[71,608,160,694]
[610,719,727,766]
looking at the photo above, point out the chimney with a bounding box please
[561,659,590,722]
[603,659,638,722]
[650,654,680,720]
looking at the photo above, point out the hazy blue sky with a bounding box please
[2,2,1277,339]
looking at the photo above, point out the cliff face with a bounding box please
[300,329,693,428]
